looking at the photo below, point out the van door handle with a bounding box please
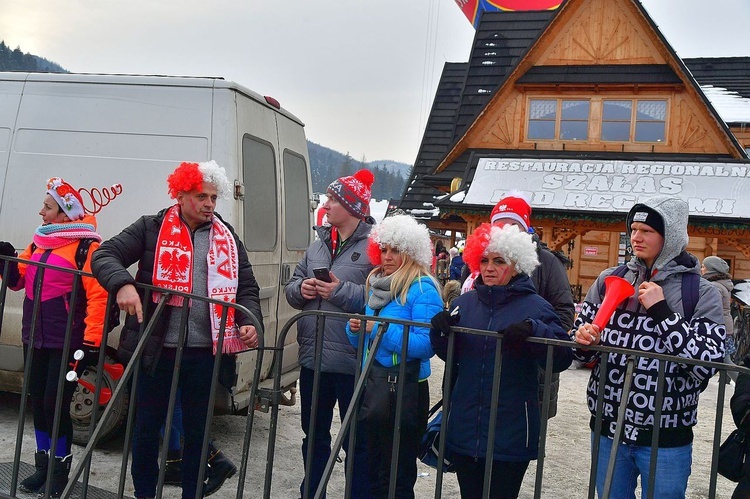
[281,263,292,285]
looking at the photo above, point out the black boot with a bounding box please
[37,454,71,499]
[163,448,182,486]
[19,450,48,493]
[203,443,237,496]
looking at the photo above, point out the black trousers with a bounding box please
[366,380,429,499]
[453,454,530,499]
[25,345,78,456]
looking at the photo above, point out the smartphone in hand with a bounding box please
[313,267,332,283]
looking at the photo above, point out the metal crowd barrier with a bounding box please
[265,309,749,499]
[1,253,746,499]
[0,255,263,499]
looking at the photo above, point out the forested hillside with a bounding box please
[307,141,411,201]
[0,41,66,72]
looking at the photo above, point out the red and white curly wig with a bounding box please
[167,160,232,199]
[463,223,539,276]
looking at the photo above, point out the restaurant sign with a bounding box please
[463,158,750,218]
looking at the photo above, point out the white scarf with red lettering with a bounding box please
[153,205,244,354]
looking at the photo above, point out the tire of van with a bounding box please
[70,348,129,446]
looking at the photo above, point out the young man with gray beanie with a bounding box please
[572,195,725,498]
[702,255,736,383]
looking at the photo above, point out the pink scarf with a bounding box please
[152,205,244,354]
[33,221,102,249]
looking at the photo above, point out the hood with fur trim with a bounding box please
[626,195,688,271]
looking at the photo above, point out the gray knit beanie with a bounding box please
[703,256,729,274]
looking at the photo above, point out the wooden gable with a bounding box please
[437,0,745,171]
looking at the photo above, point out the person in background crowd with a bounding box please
[347,214,442,498]
[730,354,750,499]
[573,195,725,498]
[284,169,375,499]
[702,255,737,383]
[442,280,462,309]
[449,246,464,282]
[461,192,574,417]
[430,223,572,498]
[436,249,450,285]
[0,177,108,497]
[92,161,261,499]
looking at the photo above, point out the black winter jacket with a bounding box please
[91,208,263,372]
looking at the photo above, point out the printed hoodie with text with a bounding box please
[573,195,725,447]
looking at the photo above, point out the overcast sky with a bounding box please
[1,0,748,165]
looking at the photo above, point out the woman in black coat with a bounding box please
[731,356,750,498]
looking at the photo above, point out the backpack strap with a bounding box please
[597,264,629,298]
[681,272,700,321]
[597,264,700,321]
[75,238,95,271]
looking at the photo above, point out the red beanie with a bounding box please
[327,169,375,220]
[490,192,531,231]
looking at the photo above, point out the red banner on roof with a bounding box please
[455,0,561,28]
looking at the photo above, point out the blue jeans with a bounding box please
[593,434,692,499]
[132,348,213,499]
[299,366,370,499]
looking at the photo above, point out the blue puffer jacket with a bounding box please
[432,274,573,461]
[347,276,442,380]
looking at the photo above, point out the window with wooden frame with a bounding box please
[528,99,590,141]
[602,99,667,143]
[526,96,669,145]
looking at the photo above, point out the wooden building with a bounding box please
[397,0,750,296]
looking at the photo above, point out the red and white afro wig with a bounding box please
[367,214,433,270]
[167,160,232,199]
[463,223,539,276]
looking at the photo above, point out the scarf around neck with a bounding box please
[368,271,394,311]
[33,221,102,249]
[152,205,244,355]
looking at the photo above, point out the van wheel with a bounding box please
[71,350,129,446]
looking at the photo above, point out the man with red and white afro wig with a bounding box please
[167,160,233,199]
[463,223,540,279]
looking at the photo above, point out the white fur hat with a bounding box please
[368,214,433,269]
[463,223,539,276]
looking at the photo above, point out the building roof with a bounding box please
[453,10,557,142]
[399,10,555,213]
[684,57,750,124]
[516,64,682,85]
[398,4,750,214]
[398,63,467,213]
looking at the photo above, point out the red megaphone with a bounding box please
[592,276,635,330]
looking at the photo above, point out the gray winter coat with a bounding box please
[285,219,374,374]
[704,272,734,336]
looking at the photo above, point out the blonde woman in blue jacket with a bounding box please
[347,214,443,499]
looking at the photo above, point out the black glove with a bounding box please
[430,307,460,337]
[0,241,16,257]
[501,320,534,355]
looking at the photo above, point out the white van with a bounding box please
[0,72,311,442]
